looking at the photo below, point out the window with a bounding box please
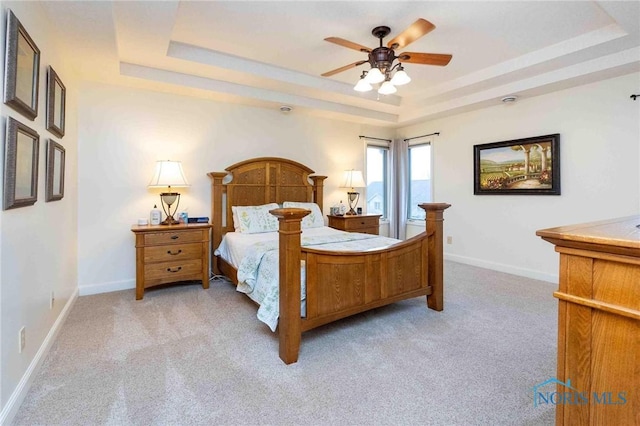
[407,143,432,220]
[366,144,389,219]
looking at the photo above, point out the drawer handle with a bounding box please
[170,235,179,240]
[167,266,182,273]
[360,222,365,225]
[167,249,182,256]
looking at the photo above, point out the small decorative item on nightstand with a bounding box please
[150,205,161,225]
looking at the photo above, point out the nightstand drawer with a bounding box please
[143,243,201,263]
[327,214,381,236]
[144,230,204,246]
[144,259,202,283]
[342,216,379,230]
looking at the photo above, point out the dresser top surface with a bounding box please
[536,215,640,250]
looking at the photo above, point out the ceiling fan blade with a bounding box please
[324,37,372,53]
[398,52,452,66]
[387,19,436,49]
[321,60,368,77]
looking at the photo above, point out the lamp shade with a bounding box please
[354,78,373,92]
[364,67,385,84]
[390,69,411,86]
[340,170,366,189]
[148,160,190,188]
[378,80,397,95]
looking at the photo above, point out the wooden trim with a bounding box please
[301,287,432,331]
[554,292,640,321]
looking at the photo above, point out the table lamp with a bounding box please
[148,160,190,225]
[340,170,366,215]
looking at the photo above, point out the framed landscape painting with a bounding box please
[474,134,560,195]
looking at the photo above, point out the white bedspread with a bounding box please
[215,227,400,331]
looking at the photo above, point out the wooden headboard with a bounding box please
[207,157,327,256]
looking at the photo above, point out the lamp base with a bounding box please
[161,215,180,225]
[346,191,360,216]
[159,192,181,226]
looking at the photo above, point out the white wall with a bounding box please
[0,2,79,421]
[399,73,640,281]
[76,74,640,294]
[76,82,391,294]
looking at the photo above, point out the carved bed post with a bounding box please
[419,203,451,311]
[208,172,227,274]
[309,176,327,212]
[270,207,310,365]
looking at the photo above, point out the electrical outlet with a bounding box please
[19,326,25,353]
[447,236,453,244]
[50,291,55,309]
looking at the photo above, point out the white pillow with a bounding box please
[231,203,280,234]
[283,201,324,228]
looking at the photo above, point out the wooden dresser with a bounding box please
[327,214,381,235]
[537,216,639,425]
[131,223,211,300]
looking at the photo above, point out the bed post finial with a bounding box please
[270,207,311,365]
[419,203,451,311]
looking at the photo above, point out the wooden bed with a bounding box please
[208,157,450,364]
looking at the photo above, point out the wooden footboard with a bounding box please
[271,203,450,364]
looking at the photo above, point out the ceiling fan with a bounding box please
[321,18,452,94]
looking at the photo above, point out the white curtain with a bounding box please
[390,138,410,240]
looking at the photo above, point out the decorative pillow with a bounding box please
[231,203,280,234]
[283,201,324,228]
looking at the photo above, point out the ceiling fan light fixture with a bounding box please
[390,66,411,86]
[354,76,373,92]
[378,80,397,95]
[364,67,385,84]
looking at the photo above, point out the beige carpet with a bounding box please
[12,261,557,425]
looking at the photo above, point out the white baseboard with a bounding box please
[0,288,79,426]
[445,253,558,283]
[79,278,135,296]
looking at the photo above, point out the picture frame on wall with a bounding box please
[473,134,560,195]
[46,66,66,138]
[45,139,66,201]
[4,10,40,121]
[4,117,40,210]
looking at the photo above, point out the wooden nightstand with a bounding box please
[131,223,211,300]
[327,214,381,235]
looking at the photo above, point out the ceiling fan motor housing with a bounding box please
[369,47,396,73]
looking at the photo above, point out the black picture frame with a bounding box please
[46,66,66,138]
[4,117,40,209]
[46,139,65,201]
[474,134,560,195]
[4,10,40,121]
